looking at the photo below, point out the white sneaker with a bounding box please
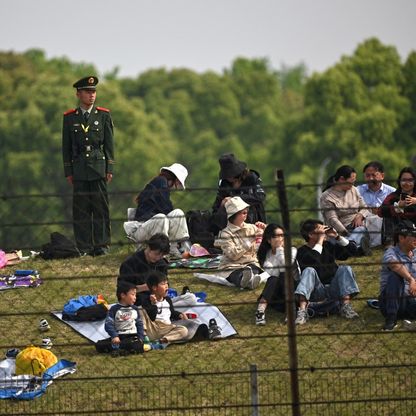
[295,308,308,325]
[403,320,416,331]
[39,319,50,332]
[255,311,266,325]
[248,274,261,290]
[41,338,53,349]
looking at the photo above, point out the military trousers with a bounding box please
[73,179,110,253]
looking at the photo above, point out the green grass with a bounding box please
[0,245,415,415]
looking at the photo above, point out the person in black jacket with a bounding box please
[294,219,360,325]
[118,233,170,294]
[125,163,191,257]
[210,153,266,235]
[137,271,188,343]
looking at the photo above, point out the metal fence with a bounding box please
[0,177,415,416]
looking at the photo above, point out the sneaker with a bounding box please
[5,348,20,358]
[240,267,253,289]
[41,338,53,349]
[359,231,371,256]
[248,274,261,290]
[403,320,416,331]
[255,311,266,325]
[208,318,222,340]
[39,319,50,332]
[295,308,308,325]
[340,303,359,319]
[383,319,398,331]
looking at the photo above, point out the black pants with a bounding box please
[95,334,143,354]
[226,264,263,287]
[73,179,110,252]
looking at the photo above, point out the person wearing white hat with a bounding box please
[125,163,191,257]
[214,196,266,289]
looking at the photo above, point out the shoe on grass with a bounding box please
[340,303,359,319]
[248,274,261,290]
[295,308,308,325]
[383,318,398,331]
[255,311,266,325]
[240,267,253,289]
[208,318,222,340]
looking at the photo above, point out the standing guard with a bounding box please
[62,76,115,256]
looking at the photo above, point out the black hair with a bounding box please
[147,270,168,289]
[257,223,284,267]
[334,165,356,181]
[146,233,170,254]
[396,166,416,193]
[323,165,356,192]
[300,219,323,242]
[363,161,384,173]
[116,281,136,301]
[134,170,177,204]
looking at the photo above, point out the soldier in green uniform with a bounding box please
[62,76,115,256]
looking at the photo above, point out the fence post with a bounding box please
[250,364,259,416]
[276,169,301,416]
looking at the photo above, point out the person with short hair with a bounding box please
[118,233,170,294]
[357,161,395,247]
[211,153,266,235]
[137,271,188,344]
[214,196,266,289]
[379,220,416,331]
[320,165,372,255]
[124,163,190,257]
[95,281,144,355]
[294,219,360,325]
[62,76,115,256]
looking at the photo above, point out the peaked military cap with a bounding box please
[73,76,99,90]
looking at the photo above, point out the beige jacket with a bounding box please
[320,186,371,234]
[215,222,262,270]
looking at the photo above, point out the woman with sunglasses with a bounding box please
[378,167,416,245]
[255,224,299,325]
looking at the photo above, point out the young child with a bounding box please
[138,271,188,344]
[95,281,145,355]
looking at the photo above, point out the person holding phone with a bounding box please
[378,167,416,245]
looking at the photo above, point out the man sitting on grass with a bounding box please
[379,220,416,331]
[294,219,360,325]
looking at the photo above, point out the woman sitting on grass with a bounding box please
[214,196,266,289]
[255,224,299,325]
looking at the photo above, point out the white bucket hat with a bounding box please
[224,196,250,218]
[160,163,188,189]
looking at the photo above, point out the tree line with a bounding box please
[0,37,415,248]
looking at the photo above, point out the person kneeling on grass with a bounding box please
[137,271,188,344]
[294,219,360,325]
[214,196,266,289]
[95,281,144,356]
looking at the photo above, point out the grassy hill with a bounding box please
[0,244,413,415]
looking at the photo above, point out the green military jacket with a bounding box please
[62,106,115,181]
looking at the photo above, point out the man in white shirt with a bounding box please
[357,161,395,247]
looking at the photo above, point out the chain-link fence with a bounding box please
[0,177,415,415]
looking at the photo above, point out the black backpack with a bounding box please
[186,210,215,249]
[40,232,81,260]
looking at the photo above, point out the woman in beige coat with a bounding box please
[214,196,266,289]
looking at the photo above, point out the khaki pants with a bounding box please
[139,309,188,343]
[124,208,189,245]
